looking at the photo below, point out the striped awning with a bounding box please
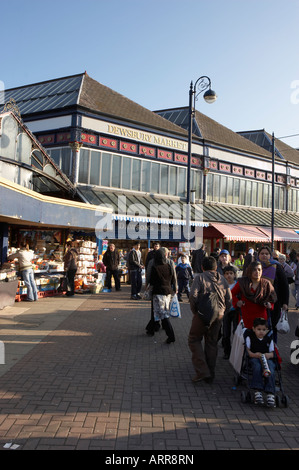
[258,227,299,242]
[209,223,271,242]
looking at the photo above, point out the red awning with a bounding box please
[258,227,299,242]
[209,223,271,242]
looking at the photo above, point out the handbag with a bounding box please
[169,294,181,318]
[276,310,290,334]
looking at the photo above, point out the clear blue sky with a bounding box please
[2,0,299,148]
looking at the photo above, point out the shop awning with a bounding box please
[209,223,271,242]
[0,177,112,230]
[258,227,299,242]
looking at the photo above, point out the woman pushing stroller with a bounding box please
[231,261,281,408]
[231,261,277,329]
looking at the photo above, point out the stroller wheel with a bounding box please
[281,394,290,408]
[275,395,281,408]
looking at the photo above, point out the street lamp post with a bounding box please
[271,133,275,252]
[186,76,217,243]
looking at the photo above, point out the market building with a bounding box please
[2,71,299,268]
[0,105,112,307]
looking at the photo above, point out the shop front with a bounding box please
[0,177,112,308]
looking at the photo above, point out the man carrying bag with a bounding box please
[188,256,232,383]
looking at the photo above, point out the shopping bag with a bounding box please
[143,285,153,300]
[229,321,245,373]
[276,310,290,334]
[169,294,181,318]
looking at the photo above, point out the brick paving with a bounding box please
[0,285,298,451]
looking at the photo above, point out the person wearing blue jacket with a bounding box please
[176,254,194,302]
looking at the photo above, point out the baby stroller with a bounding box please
[230,311,289,408]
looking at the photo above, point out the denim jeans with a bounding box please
[22,268,38,301]
[130,269,142,296]
[177,279,190,299]
[250,358,276,394]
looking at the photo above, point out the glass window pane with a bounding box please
[213,174,220,202]
[132,159,141,191]
[90,150,101,186]
[151,163,159,193]
[101,152,111,186]
[31,151,43,170]
[257,182,263,208]
[245,180,252,206]
[276,186,284,210]
[122,157,131,189]
[227,177,233,204]
[160,165,168,194]
[206,173,213,201]
[61,147,71,177]
[240,180,246,205]
[49,149,60,166]
[141,160,151,192]
[112,155,121,188]
[251,181,257,207]
[263,183,269,208]
[233,178,240,204]
[220,176,227,203]
[78,148,89,184]
[169,166,177,195]
[178,167,186,197]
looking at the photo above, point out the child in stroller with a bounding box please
[244,317,276,407]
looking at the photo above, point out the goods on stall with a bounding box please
[73,240,106,293]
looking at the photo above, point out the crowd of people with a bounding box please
[116,241,298,407]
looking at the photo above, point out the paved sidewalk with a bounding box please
[0,285,298,451]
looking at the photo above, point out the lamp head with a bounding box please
[203,88,217,104]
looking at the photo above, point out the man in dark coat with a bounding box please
[63,241,78,296]
[103,243,121,291]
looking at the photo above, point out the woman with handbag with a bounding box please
[149,248,177,343]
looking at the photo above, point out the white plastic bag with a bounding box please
[229,321,245,373]
[169,294,181,318]
[276,310,290,334]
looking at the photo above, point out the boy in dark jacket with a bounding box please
[176,254,194,301]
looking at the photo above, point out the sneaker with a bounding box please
[266,394,276,408]
[130,295,138,300]
[254,391,264,405]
